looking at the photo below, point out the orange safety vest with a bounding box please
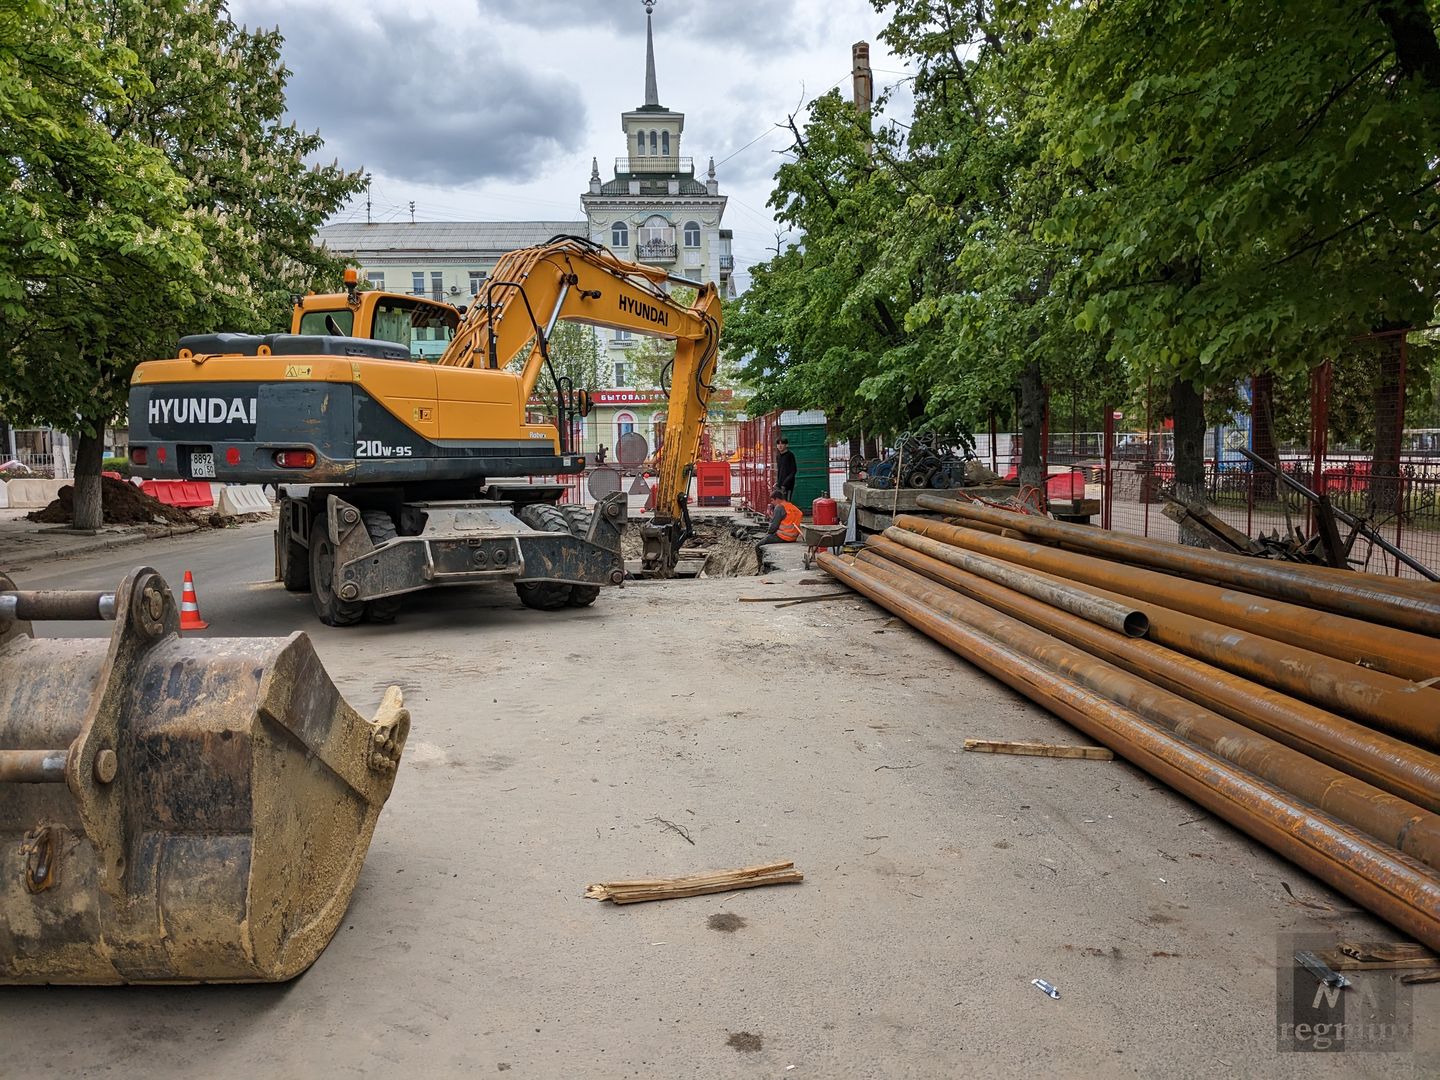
[776,500,802,542]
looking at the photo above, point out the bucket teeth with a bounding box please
[0,568,407,985]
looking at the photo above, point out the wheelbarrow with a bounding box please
[0,567,409,984]
[801,523,848,570]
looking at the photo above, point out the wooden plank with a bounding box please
[585,861,803,904]
[963,739,1114,761]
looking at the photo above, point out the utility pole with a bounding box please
[852,40,873,156]
[408,200,416,224]
[365,174,372,224]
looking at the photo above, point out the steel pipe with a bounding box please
[819,552,1440,952]
[0,591,116,622]
[875,531,1147,637]
[0,749,68,783]
[899,514,1440,685]
[917,494,1440,636]
[848,550,1440,869]
[867,534,1440,812]
[894,517,1440,748]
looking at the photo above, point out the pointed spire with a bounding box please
[591,156,601,182]
[707,156,716,180]
[643,1,660,108]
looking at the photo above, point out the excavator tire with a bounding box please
[514,502,575,611]
[309,512,366,626]
[560,505,601,608]
[277,525,310,592]
[361,510,403,624]
[0,568,409,984]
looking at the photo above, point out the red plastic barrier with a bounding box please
[142,480,214,508]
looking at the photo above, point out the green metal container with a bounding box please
[779,421,830,512]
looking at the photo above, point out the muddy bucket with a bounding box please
[0,567,408,984]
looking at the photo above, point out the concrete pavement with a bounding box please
[0,525,1433,1077]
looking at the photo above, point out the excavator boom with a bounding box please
[440,235,722,572]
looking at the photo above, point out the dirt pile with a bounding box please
[618,521,761,575]
[698,529,761,577]
[28,477,194,526]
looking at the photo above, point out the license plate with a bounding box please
[190,452,216,478]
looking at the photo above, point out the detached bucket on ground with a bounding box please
[0,567,408,984]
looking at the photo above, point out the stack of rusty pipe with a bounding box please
[817,496,1440,951]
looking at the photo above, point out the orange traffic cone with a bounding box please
[179,570,208,630]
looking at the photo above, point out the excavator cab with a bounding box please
[292,285,462,363]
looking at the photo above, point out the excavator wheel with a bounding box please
[361,510,403,624]
[276,522,310,592]
[309,512,367,627]
[514,502,575,611]
[0,568,409,984]
[560,505,602,608]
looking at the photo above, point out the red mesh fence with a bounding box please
[1034,329,1440,579]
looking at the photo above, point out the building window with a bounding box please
[611,221,629,248]
[636,131,645,154]
[683,221,701,247]
[649,130,657,155]
[615,411,636,438]
[613,329,632,342]
[661,131,670,156]
[430,272,443,301]
[468,270,486,297]
[638,215,675,251]
[411,271,425,296]
[366,272,385,290]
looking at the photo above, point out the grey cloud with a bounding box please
[245,3,587,185]
[475,0,818,56]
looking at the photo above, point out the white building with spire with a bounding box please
[581,1,733,385]
[316,0,733,398]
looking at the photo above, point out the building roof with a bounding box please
[317,221,586,256]
[596,176,711,197]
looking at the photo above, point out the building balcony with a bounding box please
[616,156,693,175]
[636,239,678,263]
[719,254,734,273]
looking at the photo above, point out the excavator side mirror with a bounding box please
[580,390,594,418]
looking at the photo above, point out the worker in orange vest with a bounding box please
[757,487,803,547]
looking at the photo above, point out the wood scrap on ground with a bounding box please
[963,739,1115,761]
[585,861,803,905]
[738,593,851,606]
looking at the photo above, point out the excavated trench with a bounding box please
[619,519,764,578]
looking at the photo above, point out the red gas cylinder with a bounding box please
[812,496,838,526]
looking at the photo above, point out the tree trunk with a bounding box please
[1171,377,1207,545]
[1250,374,1278,500]
[862,432,880,459]
[1369,341,1405,517]
[1018,360,1046,506]
[71,430,105,531]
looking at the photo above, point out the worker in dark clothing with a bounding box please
[594,444,609,465]
[775,436,797,500]
[757,487,803,547]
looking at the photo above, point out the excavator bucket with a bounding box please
[0,567,408,984]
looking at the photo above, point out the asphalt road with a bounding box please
[1,523,1435,1077]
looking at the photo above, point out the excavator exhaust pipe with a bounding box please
[0,567,408,984]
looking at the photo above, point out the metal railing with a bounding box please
[719,255,734,272]
[636,239,678,263]
[615,156,693,175]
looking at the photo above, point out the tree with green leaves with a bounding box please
[1046,0,1440,513]
[0,0,362,528]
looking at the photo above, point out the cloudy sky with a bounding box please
[229,0,913,289]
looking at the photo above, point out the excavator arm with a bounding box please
[438,236,722,575]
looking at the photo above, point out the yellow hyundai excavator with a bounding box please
[127,236,723,625]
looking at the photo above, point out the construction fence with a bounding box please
[982,328,1440,579]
